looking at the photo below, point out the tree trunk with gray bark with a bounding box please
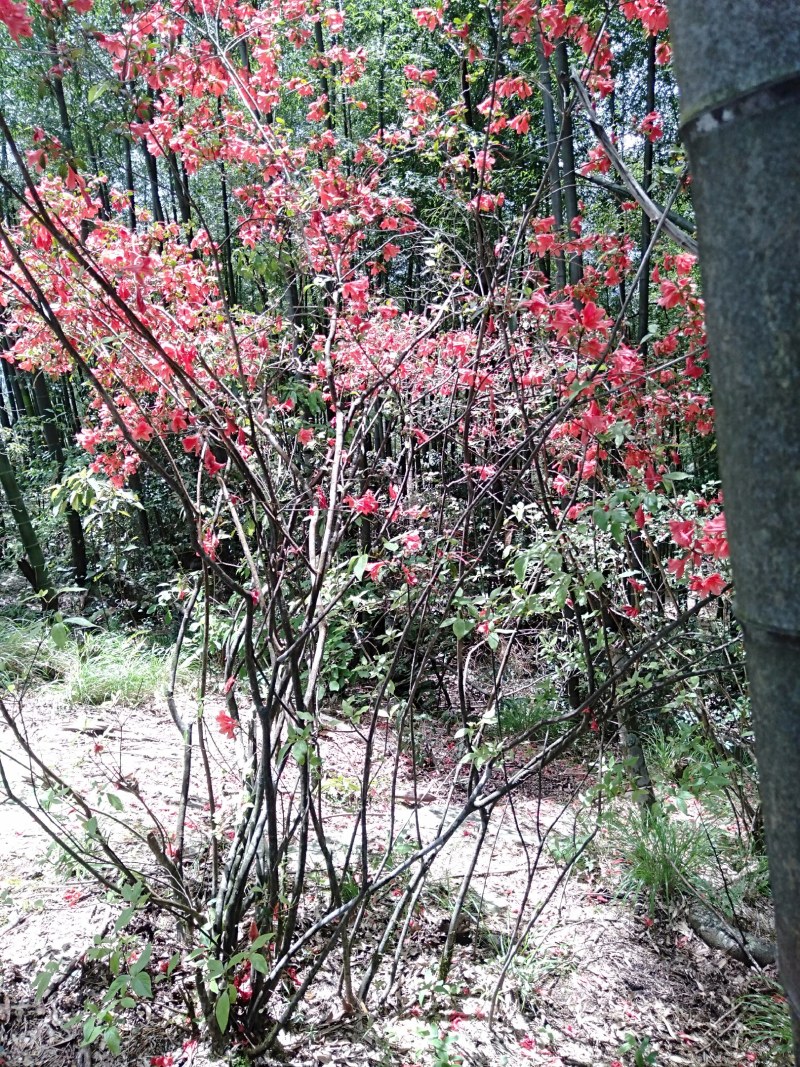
[667,3,800,1059]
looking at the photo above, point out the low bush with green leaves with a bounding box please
[491,681,569,739]
[644,723,744,799]
[608,805,712,913]
[545,822,600,877]
[617,1032,658,1066]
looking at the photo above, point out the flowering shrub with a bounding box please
[0,0,739,1053]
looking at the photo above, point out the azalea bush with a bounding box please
[0,0,750,1053]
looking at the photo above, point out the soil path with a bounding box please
[0,693,775,1067]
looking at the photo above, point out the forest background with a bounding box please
[0,0,789,1065]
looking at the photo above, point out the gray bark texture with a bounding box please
[667,2,800,1058]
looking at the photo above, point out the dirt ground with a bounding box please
[0,688,782,1067]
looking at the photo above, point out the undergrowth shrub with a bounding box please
[492,681,570,739]
[0,617,170,705]
[61,632,169,706]
[645,723,743,797]
[0,617,68,687]
[0,0,750,1052]
[608,805,713,912]
[545,824,600,878]
[738,984,795,1066]
[499,936,577,1011]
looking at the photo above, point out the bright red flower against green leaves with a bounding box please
[345,491,380,516]
[402,530,422,554]
[620,0,669,35]
[508,111,530,135]
[581,143,612,175]
[669,519,695,549]
[640,110,664,141]
[700,514,729,558]
[203,451,225,477]
[201,531,220,561]
[0,0,34,41]
[412,6,443,31]
[216,711,238,740]
[690,573,727,597]
[323,8,343,33]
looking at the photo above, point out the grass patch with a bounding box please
[0,617,169,706]
[491,681,569,739]
[545,822,599,877]
[499,936,576,1011]
[644,723,744,802]
[62,631,169,706]
[0,617,69,687]
[608,805,712,912]
[738,984,794,1065]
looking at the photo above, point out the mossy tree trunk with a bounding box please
[0,432,57,610]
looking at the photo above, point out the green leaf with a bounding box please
[50,621,69,650]
[215,989,230,1034]
[88,81,111,104]
[107,793,124,811]
[352,553,369,580]
[167,952,182,976]
[545,551,563,574]
[34,960,59,1001]
[553,577,571,609]
[452,617,474,639]
[249,952,268,974]
[130,971,152,999]
[513,555,527,583]
[587,569,605,590]
[103,1026,121,1055]
[130,943,152,974]
[121,881,143,904]
[592,506,609,532]
[114,907,134,932]
[292,738,308,764]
